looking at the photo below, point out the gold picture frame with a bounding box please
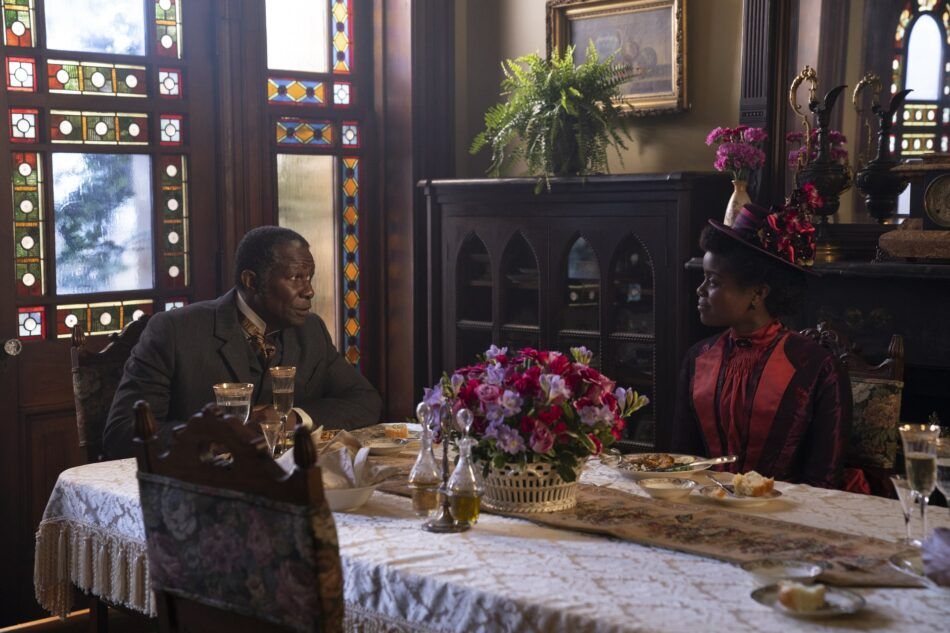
[547,0,688,116]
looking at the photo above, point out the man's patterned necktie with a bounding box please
[239,315,277,367]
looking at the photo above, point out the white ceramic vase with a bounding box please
[724,179,751,226]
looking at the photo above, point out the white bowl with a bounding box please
[637,477,697,501]
[324,485,377,512]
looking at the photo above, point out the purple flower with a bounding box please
[530,424,555,454]
[742,127,768,143]
[499,389,523,417]
[579,405,610,427]
[485,344,508,360]
[540,373,571,403]
[483,416,506,439]
[423,385,444,408]
[495,425,525,454]
[482,402,505,425]
[705,126,727,146]
[485,363,506,386]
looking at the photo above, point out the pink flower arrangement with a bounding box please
[786,129,848,169]
[424,346,649,481]
[706,125,768,181]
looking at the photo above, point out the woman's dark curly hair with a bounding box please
[699,225,806,318]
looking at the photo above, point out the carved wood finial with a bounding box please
[133,400,157,440]
[71,324,86,349]
[293,425,316,469]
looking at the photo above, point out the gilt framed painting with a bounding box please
[547,0,687,116]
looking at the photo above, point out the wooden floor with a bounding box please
[0,610,153,633]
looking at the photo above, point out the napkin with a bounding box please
[922,526,950,587]
[276,427,400,488]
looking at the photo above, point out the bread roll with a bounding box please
[733,471,774,497]
[777,581,826,612]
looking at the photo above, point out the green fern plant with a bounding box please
[471,43,633,193]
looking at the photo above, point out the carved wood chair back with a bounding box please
[133,402,343,633]
[70,317,149,463]
[800,321,905,496]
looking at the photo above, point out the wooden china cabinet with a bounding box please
[423,173,730,450]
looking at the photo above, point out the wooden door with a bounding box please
[0,0,219,624]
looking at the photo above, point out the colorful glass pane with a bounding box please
[158,68,182,97]
[49,60,147,97]
[341,157,360,366]
[341,122,359,147]
[45,0,146,55]
[56,299,152,338]
[159,114,182,144]
[52,153,154,294]
[4,0,35,47]
[12,151,44,296]
[264,0,328,73]
[155,0,182,58]
[7,56,35,91]
[331,0,352,74]
[276,118,333,145]
[160,155,189,287]
[18,306,43,339]
[333,81,351,105]
[267,77,326,105]
[49,110,149,145]
[9,108,37,142]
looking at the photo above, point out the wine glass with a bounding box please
[899,424,940,543]
[212,383,254,424]
[269,366,297,455]
[936,436,950,516]
[889,475,919,546]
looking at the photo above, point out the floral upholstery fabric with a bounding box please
[72,361,124,462]
[137,472,344,633]
[849,378,903,469]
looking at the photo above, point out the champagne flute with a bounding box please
[899,424,940,543]
[889,475,919,546]
[936,436,950,516]
[269,366,297,455]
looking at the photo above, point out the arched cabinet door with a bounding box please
[454,233,493,365]
[499,231,540,351]
[607,233,656,446]
[557,235,601,365]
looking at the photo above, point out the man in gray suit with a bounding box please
[103,226,381,459]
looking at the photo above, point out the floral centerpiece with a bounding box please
[705,125,768,226]
[425,345,648,512]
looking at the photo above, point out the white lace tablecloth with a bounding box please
[36,458,950,633]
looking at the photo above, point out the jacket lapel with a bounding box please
[213,288,251,383]
[745,332,795,469]
[280,326,301,372]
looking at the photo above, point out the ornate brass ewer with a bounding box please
[853,74,912,224]
[790,66,853,261]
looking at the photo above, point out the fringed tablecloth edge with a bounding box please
[344,601,449,633]
[34,518,154,618]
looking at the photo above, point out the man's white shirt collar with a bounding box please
[235,289,268,335]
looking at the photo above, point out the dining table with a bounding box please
[35,445,950,633]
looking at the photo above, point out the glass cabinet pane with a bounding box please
[501,232,539,327]
[610,235,654,336]
[562,236,600,332]
[610,340,654,445]
[456,327,492,367]
[456,234,491,323]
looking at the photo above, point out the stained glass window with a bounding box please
[18,306,43,338]
[333,81,351,106]
[47,60,147,97]
[56,299,152,338]
[268,77,326,105]
[9,108,37,142]
[155,0,182,58]
[52,153,153,295]
[4,0,36,47]
[49,110,149,145]
[331,0,352,74]
[891,1,949,162]
[7,56,35,91]
[45,0,146,56]
[12,152,44,296]
[161,156,189,287]
[159,114,182,144]
[341,122,359,147]
[158,68,181,97]
[341,157,360,366]
[276,118,333,145]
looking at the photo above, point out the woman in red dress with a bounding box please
[671,187,852,488]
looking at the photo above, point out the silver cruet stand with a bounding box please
[422,405,470,533]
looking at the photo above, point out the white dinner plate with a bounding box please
[889,550,945,589]
[609,453,708,480]
[750,584,865,618]
[696,485,782,506]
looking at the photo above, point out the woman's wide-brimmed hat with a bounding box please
[707,184,820,275]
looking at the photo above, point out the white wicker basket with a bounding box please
[480,460,583,513]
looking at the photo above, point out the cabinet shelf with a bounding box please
[457,320,492,330]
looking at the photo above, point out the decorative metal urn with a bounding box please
[853,74,912,224]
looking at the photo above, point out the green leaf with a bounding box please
[556,460,577,483]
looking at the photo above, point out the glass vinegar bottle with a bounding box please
[447,436,483,526]
[408,411,441,516]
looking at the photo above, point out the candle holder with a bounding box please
[422,404,470,533]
